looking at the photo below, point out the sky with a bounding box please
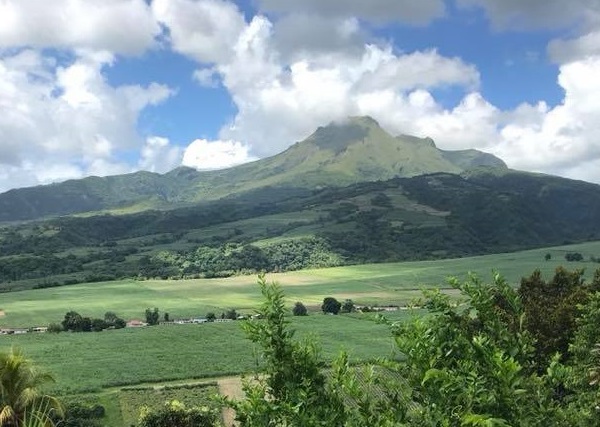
[1,0,600,193]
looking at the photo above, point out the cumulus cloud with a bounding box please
[456,0,599,30]
[139,137,184,173]
[272,15,366,62]
[0,49,174,192]
[493,58,600,175]
[548,30,600,64]
[257,0,445,25]
[152,0,246,63]
[182,139,257,170]
[0,0,159,54]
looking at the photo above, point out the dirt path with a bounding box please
[218,377,244,427]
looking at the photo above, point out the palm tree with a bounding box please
[0,348,63,427]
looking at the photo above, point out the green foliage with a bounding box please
[519,267,599,367]
[46,324,62,334]
[229,275,348,426]
[565,252,584,262]
[138,400,219,427]
[389,273,562,425]
[145,308,160,326]
[53,400,105,427]
[341,299,355,313]
[0,347,63,427]
[321,297,341,315]
[292,302,307,316]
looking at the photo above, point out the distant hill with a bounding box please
[0,116,506,222]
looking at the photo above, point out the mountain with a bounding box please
[0,116,506,222]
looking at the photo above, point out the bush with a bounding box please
[321,297,341,315]
[47,323,63,333]
[565,252,584,262]
[292,302,308,316]
[138,400,219,427]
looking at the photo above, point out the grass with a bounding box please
[2,240,600,328]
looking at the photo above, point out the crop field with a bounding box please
[0,314,402,395]
[1,240,600,328]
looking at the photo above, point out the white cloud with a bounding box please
[493,58,600,177]
[152,0,246,63]
[192,67,220,87]
[139,137,184,173]
[257,0,446,25]
[548,30,600,64]
[182,139,257,170]
[0,0,159,54]
[0,49,175,192]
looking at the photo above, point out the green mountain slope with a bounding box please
[2,167,600,291]
[0,116,505,222]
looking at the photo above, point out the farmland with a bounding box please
[1,240,600,425]
[1,239,600,328]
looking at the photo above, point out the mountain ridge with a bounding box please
[0,116,506,222]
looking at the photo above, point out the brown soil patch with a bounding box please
[218,377,244,427]
[0,310,5,317]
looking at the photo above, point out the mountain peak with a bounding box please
[347,115,380,128]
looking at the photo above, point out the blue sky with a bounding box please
[0,0,599,192]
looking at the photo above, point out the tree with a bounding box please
[340,299,355,313]
[90,318,107,332]
[388,273,563,425]
[224,309,238,320]
[205,312,216,322]
[104,311,126,329]
[321,297,341,315]
[227,275,348,426]
[565,252,584,262]
[145,308,160,326]
[545,252,552,261]
[0,348,64,427]
[163,313,170,322]
[61,311,83,332]
[292,302,307,316]
[519,267,599,367]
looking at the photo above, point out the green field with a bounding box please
[0,315,400,394]
[1,241,599,425]
[1,240,600,328]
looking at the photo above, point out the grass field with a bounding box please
[1,240,600,328]
[0,314,402,395]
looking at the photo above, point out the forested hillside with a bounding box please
[2,169,600,291]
